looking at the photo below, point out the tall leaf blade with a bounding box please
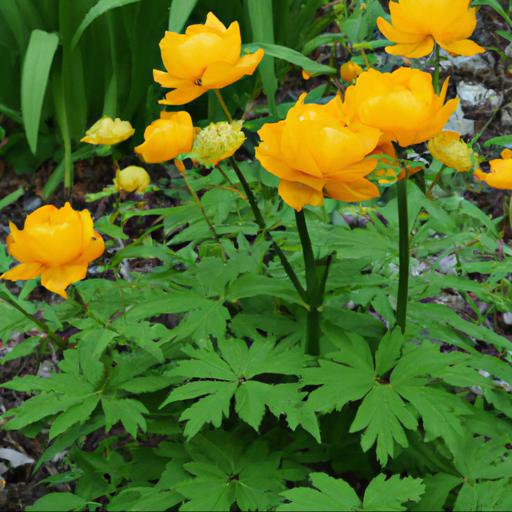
[21,29,59,154]
[71,0,141,49]
[168,0,198,32]
[246,0,278,117]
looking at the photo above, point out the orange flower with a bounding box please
[342,67,458,147]
[377,0,484,58]
[154,12,264,105]
[1,203,104,298]
[340,61,363,82]
[474,149,512,190]
[135,111,194,163]
[255,94,381,211]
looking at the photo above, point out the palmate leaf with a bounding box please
[349,385,417,465]
[278,472,425,512]
[161,338,318,440]
[176,432,285,512]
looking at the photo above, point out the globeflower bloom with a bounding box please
[1,203,104,298]
[255,94,381,211]
[474,150,512,190]
[377,0,485,58]
[81,117,134,145]
[114,166,151,193]
[190,121,245,168]
[154,12,264,105]
[427,131,475,172]
[343,68,458,147]
[135,111,194,163]
[340,61,363,82]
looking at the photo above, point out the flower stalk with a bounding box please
[230,158,308,304]
[396,175,410,333]
[433,44,440,94]
[295,210,321,356]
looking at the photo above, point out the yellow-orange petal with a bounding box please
[437,38,485,56]
[1,262,43,282]
[77,231,105,265]
[159,84,207,105]
[40,264,88,299]
[385,37,435,58]
[278,180,324,211]
[325,178,380,202]
[377,17,425,44]
[201,49,264,89]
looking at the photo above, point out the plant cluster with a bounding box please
[0,1,511,511]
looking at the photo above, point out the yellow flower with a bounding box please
[474,150,512,190]
[135,111,194,164]
[377,0,485,58]
[302,70,311,80]
[1,203,104,298]
[427,131,475,172]
[114,166,151,193]
[191,121,245,167]
[340,61,363,82]
[342,67,459,147]
[255,94,381,211]
[81,117,134,145]
[154,12,264,105]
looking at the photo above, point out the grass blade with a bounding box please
[168,0,198,32]
[71,0,141,50]
[0,187,24,212]
[21,29,59,154]
[246,0,278,118]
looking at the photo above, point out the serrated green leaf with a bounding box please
[102,397,148,438]
[362,474,425,511]
[49,395,99,440]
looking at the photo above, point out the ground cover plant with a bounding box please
[0,0,511,510]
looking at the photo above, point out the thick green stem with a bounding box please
[396,177,410,333]
[295,210,320,356]
[0,291,66,349]
[230,158,308,303]
[433,44,440,94]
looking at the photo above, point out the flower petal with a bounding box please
[385,36,435,58]
[40,264,88,299]
[437,38,485,56]
[325,178,380,203]
[278,180,324,211]
[1,262,42,281]
[201,49,264,89]
[159,84,207,105]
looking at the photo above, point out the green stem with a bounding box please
[0,291,66,349]
[396,177,410,333]
[426,164,445,198]
[295,210,320,356]
[214,89,233,122]
[182,173,226,261]
[509,193,512,229]
[433,44,440,94]
[230,158,308,303]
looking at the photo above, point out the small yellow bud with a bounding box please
[340,61,363,82]
[114,166,150,193]
[302,69,311,80]
[81,117,134,145]
[427,131,475,172]
[191,121,246,168]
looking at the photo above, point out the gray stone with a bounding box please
[440,53,490,75]
[456,81,502,112]
[445,103,475,136]
[501,103,512,128]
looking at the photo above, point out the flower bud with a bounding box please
[114,166,151,193]
[81,117,134,145]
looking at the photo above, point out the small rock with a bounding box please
[22,196,42,212]
[0,448,34,468]
[501,103,512,128]
[456,81,502,113]
[445,103,475,136]
[440,53,491,75]
[503,312,512,325]
[439,254,457,275]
